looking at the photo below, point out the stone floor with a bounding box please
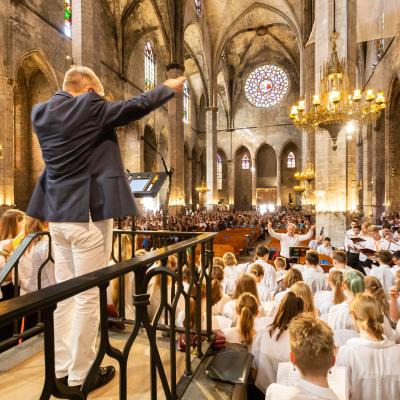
[0,327,186,400]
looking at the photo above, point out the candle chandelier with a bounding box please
[195,178,210,194]
[294,158,315,182]
[289,2,385,150]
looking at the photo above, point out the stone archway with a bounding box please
[14,52,57,209]
[143,125,157,172]
[234,146,252,210]
[280,142,300,207]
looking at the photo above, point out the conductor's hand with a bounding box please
[163,76,187,93]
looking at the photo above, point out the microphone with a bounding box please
[140,136,171,176]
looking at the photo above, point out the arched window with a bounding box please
[195,0,202,16]
[64,0,72,38]
[144,42,156,91]
[241,154,250,170]
[183,81,190,124]
[217,154,223,190]
[287,152,296,168]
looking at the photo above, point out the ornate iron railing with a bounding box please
[0,229,216,400]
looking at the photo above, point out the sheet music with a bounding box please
[276,362,348,400]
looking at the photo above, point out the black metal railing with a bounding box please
[0,229,216,400]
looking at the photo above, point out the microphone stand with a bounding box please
[141,136,174,230]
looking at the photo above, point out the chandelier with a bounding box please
[289,16,385,150]
[195,178,210,194]
[294,158,315,183]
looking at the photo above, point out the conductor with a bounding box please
[26,66,186,391]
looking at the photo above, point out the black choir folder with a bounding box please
[350,237,366,244]
[205,347,253,384]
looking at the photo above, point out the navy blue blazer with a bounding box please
[26,85,175,222]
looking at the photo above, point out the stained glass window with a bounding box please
[245,64,289,108]
[64,0,72,38]
[217,154,223,190]
[376,38,385,61]
[287,152,296,169]
[241,154,250,170]
[195,0,202,16]
[183,81,190,124]
[144,42,156,91]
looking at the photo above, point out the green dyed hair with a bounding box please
[343,270,365,295]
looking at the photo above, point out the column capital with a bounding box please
[205,106,218,112]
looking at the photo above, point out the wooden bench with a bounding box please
[215,232,249,255]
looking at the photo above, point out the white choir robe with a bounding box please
[268,228,314,258]
[223,266,239,296]
[266,380,339,400]
[302,267,327,293]
[314,290,333,317]
[336,337,400,400]
[252,318,290,393]
[212,293,231,316]
[317,244,333,257]
[255,259,277,293]
[257,282,270,302]
[327,301,357,331]
[370,264,395,294]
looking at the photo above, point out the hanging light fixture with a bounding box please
[294,158,315,183]
[289,0,385,150]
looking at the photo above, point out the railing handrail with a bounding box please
[0,231,216,326]
[0,232,51,286]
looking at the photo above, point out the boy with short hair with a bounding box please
[266,313,339,400]
[331,250,352,272]
[370,250,395,294]
[303,250,326,293]
[317,237,333,257]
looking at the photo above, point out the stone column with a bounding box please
[251,152,257,209]
[227,159,234,209]
[167,67,185,207]
[276,154,282,208]
[71,0,97,68]
[314,0,358,246]
[0,2,14,205]
[206,107,218,208]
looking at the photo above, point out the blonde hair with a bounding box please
[23,216,47,253]
[290,282,317,314]
[250,263,264,278]
[63,65,104,96]
[328,270,345,305]
[364,276,390,320]
[237,293,259,345]
[222,252,237,267]
[274,257,286,270]
[233,273,259,302]
[288,313,335,376]
[213,257,225,268]
[350,294,384,340]
[282,268,303,289]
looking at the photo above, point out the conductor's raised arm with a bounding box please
[89,76,187,131]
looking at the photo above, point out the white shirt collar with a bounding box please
[296,378,338,400]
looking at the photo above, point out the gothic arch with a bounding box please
[143,124,157,172]
[234,146,252,210]
[280,141,300,207]
[13,50,58,209]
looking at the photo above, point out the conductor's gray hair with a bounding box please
[63,65,104,96]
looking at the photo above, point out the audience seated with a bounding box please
[252,292,304,394]
[266,313,338,400]
[336,294,400,400]
[302,250,326,293]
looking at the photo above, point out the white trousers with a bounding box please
[50,219,113,386]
